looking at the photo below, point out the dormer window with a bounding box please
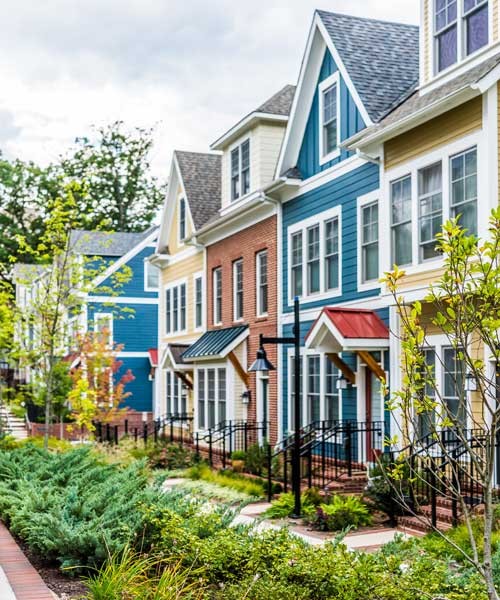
[230,139,251,201]
[318,73,340,164]
[434,0,489,74]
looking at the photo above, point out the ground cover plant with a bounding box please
[305,495,372,532]
[186,463,265,498]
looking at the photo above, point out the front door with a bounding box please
[365,370,383,462]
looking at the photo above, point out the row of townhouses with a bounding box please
[15,2,499,463]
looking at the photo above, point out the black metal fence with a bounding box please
[195,420,268,468]
[93,413,194,446]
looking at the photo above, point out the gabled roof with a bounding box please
[317,11,419,123]
[182,326,248,361]
[256,85,296,116]
[348,52,500,149]
[70,228,156,257]
[174,151,221,230]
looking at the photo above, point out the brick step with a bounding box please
[419,504,457,524]
[398,515,452,533]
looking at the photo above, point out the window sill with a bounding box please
[319,148,341,167]
[288,287,342,307]
[255,314,269,322]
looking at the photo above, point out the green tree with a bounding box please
[384,209,500,600]
[62,121,165,232]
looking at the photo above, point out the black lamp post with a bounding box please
[250,297,302,517]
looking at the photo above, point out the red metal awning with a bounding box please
[306,307,389,353]
[148,348,158,367]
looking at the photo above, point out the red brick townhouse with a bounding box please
[182,85,294,444]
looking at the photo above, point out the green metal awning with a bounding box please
[182,326,248,361]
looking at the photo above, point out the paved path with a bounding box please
[0,522,55,599]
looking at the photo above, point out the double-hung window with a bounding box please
[194,276,203,329]
[391,175,412,266]
[94,313,113,346]
[464,0,489,55]
[307,355,321,423]
[213,267,222,325]
[450,147,478,235]
[325,217,340,290]
[198,370,206,429]
[443,347,466,428]
[179,197,186,241]
[230,139,251,201]
[418,349,437,438]
[291,232,303,298]
[435,0,458,72]
[166,370,187,415]
[256,250,268,316]
[418,162,443,262]
[197,367,227,430]
[233,259,243,321]
[322,83,338,156]
[361,201,379,283]
[145,262,159,291]
[307,225,320,295]
[165,283,187,334]
[325,358,340,422]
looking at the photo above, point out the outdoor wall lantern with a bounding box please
[336,374,349,390]
[241,389,251,404]
[465,372,478,393]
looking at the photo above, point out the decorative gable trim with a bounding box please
[277,12,372,178]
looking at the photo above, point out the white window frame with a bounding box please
[193,272,204,332]
[287,204,342,305]
[178,197,187,244]
[213,267,222,326]
[194,364,230,431]
[318,72,341,165]
[256,249,269,317]
[229,137,251,202]
[286,348,343,434]
[144,260,160,292]
[357,190,380,292]
[163,278,188,336]
[432,0,492,76]
[233,259,244,322]
[94,312,113,347]
[381,131,484,278]
[165,369,188,416]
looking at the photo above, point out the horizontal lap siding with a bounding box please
[423,0,430,84]
[297,49,365,180]
[494,0,499,42]
[282,162,380,313]
[115,356,153,413]
[384,97,483,170]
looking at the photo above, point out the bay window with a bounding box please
[418,162,443,262]
[450,147,477,235]
[391,175,412,266]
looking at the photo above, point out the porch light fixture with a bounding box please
[249,297,302,518]
[241,389,251,404]
[465,372,478,393]
[249,346,276,373]
[336,374,349,390]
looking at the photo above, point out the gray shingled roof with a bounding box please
[70,228,156,257]
[168,343,190,367]
[354,52,500,142]
[182,326,248,360]
[256,85,296,116]
[317,11,419,123]
[175,151,221,230]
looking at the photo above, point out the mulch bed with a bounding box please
[13,535,89,600]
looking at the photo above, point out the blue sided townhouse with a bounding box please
[262,11,420,459]
[70,228,159,417]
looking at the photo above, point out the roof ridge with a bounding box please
[316,9,418,30]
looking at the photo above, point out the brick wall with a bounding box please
[206,215,279,443]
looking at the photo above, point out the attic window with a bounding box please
[179,197,187,241]
[231,139,251,201]
[318,72,340,164]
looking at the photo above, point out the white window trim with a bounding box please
[144,259,160,292]
[432,0,493,78]
[213,267,223,326]
[194,364,231,431]
[382,130,484,278]
[94,312,113,346]
[229,136,252,202]
[287,204,342,306]
[193,271,204,332]
[318,72,341,166]
[232,259,244,323]
[286,348,343,434]
[163,277,188,336]
[256,250,269,318]
[178,197,187,247]
[357,190,380,292]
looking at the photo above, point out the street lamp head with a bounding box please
[249,346,276,373]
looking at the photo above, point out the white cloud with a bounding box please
[0,0,419,176]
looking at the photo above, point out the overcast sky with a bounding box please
[0,1,419,179]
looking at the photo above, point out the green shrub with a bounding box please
[146,442,196,470]
[245,442,267,475]
[264,489,321,519]
[365,455,409,524]
[305,495,372,532]
[230,450,246,461]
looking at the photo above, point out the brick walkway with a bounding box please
[0,521,54,599]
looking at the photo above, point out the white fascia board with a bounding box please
[211,113,288,151]
[473,62,500,94]
[157,154,188,254]
[90,229,158,291]
[277,13,372,178]
[347,86,479,152]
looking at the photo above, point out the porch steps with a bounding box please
[397,496,460,533]
[0,407,28,440]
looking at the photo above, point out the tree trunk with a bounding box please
[483,484,499,600]
[44,361,54,450]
